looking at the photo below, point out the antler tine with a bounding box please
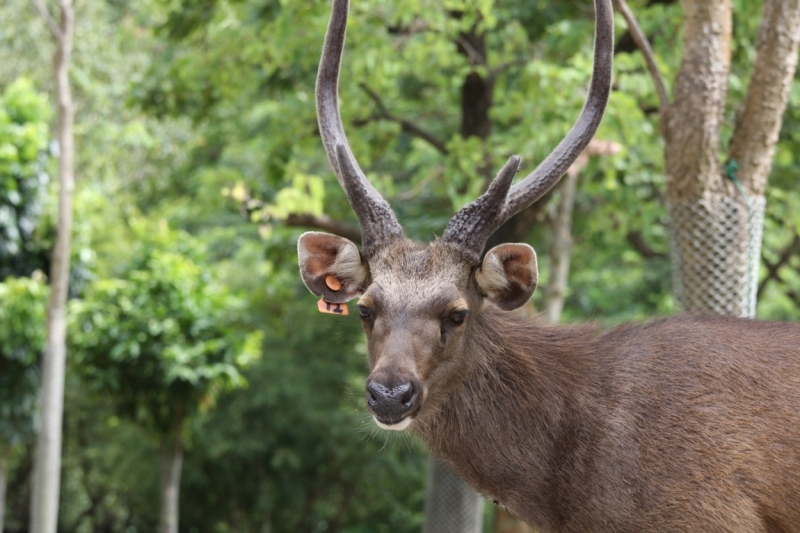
[316,0,404,254]
[500,0,614,222]
[442,156,521,261]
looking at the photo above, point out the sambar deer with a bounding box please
[297,0,800,530]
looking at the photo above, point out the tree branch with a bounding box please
[358,84,450,156]
[758,234,800,298]
[234,189,363,244]
[727,0,800,196]
[455,34,487,67]
[284,214,362,244]
[613,0,670,113]
[30,0,63,41]
[489,57,528,80]
[626,230,666,259]
[396,166,444,200]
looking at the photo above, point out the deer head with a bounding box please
[298,0,613,430]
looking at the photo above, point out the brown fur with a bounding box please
[303,237,800,533]
[414,310,800,532]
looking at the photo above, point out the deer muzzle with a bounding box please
[366,376,421,430]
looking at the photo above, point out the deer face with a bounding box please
[298,234,538,430]
[299,0,611,429]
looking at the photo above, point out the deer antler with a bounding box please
[317,0,405,255]
[443,0,615,260]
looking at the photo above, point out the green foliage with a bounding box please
[180,298,426,533]
[70,225,262,436]
[1,0,798,530]
[0,275,48,446]
[0,78,51,279]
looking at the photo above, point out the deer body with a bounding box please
[298,0,800,530]
[415,310,800,532]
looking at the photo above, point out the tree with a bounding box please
[28,1,76,531]
[69,226,262,533]
[0,276,48,533]
[616,0,800,316]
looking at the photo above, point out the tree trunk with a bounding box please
[543,170,579,323]
[542,139,621,322]
[159,418,185,533]
[458,28,491,143]
[661,0,800,316]
[29,2,75,532]
[456,19,494,186]
[661,0,748,315]
[662,0,732,204]
[421,458,483,533]
[0,453,8,533]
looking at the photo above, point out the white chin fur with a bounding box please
[374,416,413,431]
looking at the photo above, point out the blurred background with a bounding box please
[1,0,799,531]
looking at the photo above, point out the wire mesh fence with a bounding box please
[668,193,766,318]
[422,458,484,533]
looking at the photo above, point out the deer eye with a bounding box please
[448,310,468,325]
[358,305,371,319]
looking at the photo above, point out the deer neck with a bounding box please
[413,308,600,529]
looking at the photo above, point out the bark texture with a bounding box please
[662,0,732,204]
[159,420,185,533]
[29,2,75,532]
[727,0,800,196]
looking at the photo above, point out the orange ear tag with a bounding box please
[318,299,349,316]
[325,276,342,291]
[318,277,347,315]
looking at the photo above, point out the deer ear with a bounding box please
[298,232,370,303]
[476,243,538,311]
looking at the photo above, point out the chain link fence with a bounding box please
[422,458,483,533]
[668,193,766,318]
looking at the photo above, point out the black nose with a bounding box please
[366,379,419,423]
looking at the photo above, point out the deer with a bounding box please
[296,0,800,531]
